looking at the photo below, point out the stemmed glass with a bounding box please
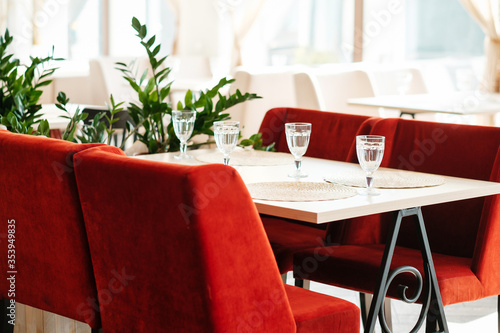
[172,110,197,159]
[285,123,311,178]
[356,135,385,195]
[214,121,240,165]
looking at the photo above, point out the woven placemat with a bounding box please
[324,169,446,189]
[196,149,292,166]
[247,181,358,201]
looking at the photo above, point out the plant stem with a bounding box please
[119,119,145,150]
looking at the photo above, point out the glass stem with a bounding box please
[180,141,187,155]
[294,158,302,173]
[223,155,230,165]
[365,174,374,191]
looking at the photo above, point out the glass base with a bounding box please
[174,154,193,160]
[288,172,308,179]
[358,188,381,196]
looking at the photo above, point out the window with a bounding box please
[242,0,354,66]
[406,0,484,59]
[362,0,485,62]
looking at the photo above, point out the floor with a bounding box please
[285,272,498,332]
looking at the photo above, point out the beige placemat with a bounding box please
[324,168,446,189]
[247,181,358,201]
[196,149,292,166]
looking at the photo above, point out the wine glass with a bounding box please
[356,135,385,195]
[172,110,197,159]
[214,121,240,165]
[285,123,311,178]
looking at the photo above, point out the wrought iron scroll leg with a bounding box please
[364,209,405,333]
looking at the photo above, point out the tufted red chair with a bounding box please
[258,107,380,275]
[73,146,361,333]
[0,130,108,331]
[293,118,500,330]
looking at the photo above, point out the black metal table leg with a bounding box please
[364,207,448,333]
[399,111,416,119]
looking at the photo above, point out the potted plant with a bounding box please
[114,17,262,154]
[0,30,59,136]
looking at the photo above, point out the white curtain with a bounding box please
[0,0,8,32]
[459,0,500,92]
[165,0,181,55]
[228,0,266,67]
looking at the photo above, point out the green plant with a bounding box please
[239,132,276,151]
[116,17,261,154]
[0,29,58,136]
[57,92,124,145]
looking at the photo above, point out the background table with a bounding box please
[348,91,500,124]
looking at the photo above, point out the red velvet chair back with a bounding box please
[0,130,107,328]
[74,148,297,332]
[345,118,500,258]
[258,107,379,162]
[472,145,500,293]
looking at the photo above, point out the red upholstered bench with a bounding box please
[257,107,380,276]
[74,146,361,333]
[293,118,500,331]
[0,130,108,332]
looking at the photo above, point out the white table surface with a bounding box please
[135,149,500,224]
[348,91,500,116]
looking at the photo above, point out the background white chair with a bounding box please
[89,57,152,107]
[228,68,297,138]
[294,70,379,116]
[368,68,427,96]
[368,68,429,118]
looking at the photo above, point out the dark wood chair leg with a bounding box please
[2,298,14,333]
[360,292,368,329]
[294,279,304,288]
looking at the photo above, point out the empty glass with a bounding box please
[214,121,240,165]
[356,135,385,195]
[172,110,197,159]
[285,123,311,178]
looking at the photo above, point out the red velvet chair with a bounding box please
[74,146,361,333]
[0,130,109,332]
[293,118,500,331]
[258,107,380,276]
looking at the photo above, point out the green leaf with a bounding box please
[37,119,50,137]
[239,139,254,147]
[147,35,156,48]
[184,90,193,107]
[139,26,147,39]
[132,17,141,32]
